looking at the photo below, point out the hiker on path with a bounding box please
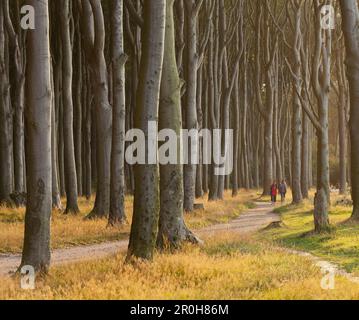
[270,182,278,205]
[278,180,287,203]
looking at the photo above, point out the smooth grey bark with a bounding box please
[109,0,127,226]
[290,3,303,204]
[0,2,13,205]
[301,112,309,198]
[83,67,92,199]
[311,1,331,232]
[242,50,250,190]
[335,48,348,195]
[254,4,276,196]
[195,65,203,199]
[127,0,166,260]
[253,120,261,189]
[217,0,243,199]
[217,0,228,200]
[157,0,199,248]
[340,0,359,219]
[73,17,83,197]
[301,45,311,199]
[202,73,209,194]
[232,61,240,196]
[4,0,25,196]
[208,15,219,200]
[54,38,65,197]
[21,0,52,273]
[175,0,185,73]
[51,63,62,210]
[272,55,283,183]
[81,0,112,219]
[183,0,202,212]
[61,0,79,214]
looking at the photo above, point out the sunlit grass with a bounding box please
[0,190,258,254]
[259,191,359,275]
[2,232,359,300]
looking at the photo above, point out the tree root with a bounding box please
[84,210,108,220]
[262,221,286,230]
[107,217,127,228]
[64,207,80,215]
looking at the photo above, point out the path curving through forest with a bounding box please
[0,202,279,277]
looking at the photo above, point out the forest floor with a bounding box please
[0,201,280,277]
[2,191,359,299]
[259,192,359,276]
[0,190,257,254]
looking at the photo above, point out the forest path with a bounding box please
[0,202,279,277]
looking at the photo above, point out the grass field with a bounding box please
[0,190,257,254]
[3,190,359,300]
[2,231,359,300]
[260,192,359,275]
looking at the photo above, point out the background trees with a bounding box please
[0,0,357,271]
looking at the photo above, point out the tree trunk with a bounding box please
[340,0,359,219]
[109,0,127,226]
[183,0,200,212]
[291,6,303,203]
[301,113,309,198]
[61,0,79,214]
[51,63,62,210]
[81,0,112,219]
[336,48,348,195]
[0,2,12,205]
[4,0,25,196]
[127,0,166,260]
[73,21,83,197]
[310,1,331,232]
[21,0,52,273]
[292,89,303,203]
[157,0,199,248]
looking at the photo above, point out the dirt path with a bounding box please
[0,202,279,277]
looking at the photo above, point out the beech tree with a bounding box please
[0,0,12,205]
[157,0,199,248]
[183,0,203,212]
[80,0,112,219]
[254,1,278,196]
[4,0,25,198]
[109,0,127,226]
[0,0,354,271]
[127,0,166,260]
[60,0,80,214]
[311,0,332,232]
[340,0,359,220]
[21,0,52,273]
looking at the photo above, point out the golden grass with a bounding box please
[0,190,258,254]
[259,191,359,275]
[2,232,359,300]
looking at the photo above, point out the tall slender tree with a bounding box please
[183,0,203,212]
[80,0,112,219]
[127,0,166,260]
[157,0,199,248]
[21,0,52,273]
[60,0,79,214]
[109,0,127,226]
[0,1,12,205]
[340,0,359,220]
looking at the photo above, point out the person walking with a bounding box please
[270,181,278,205]
[279,180,287,203]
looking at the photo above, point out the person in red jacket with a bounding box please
[270,181,278,204]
